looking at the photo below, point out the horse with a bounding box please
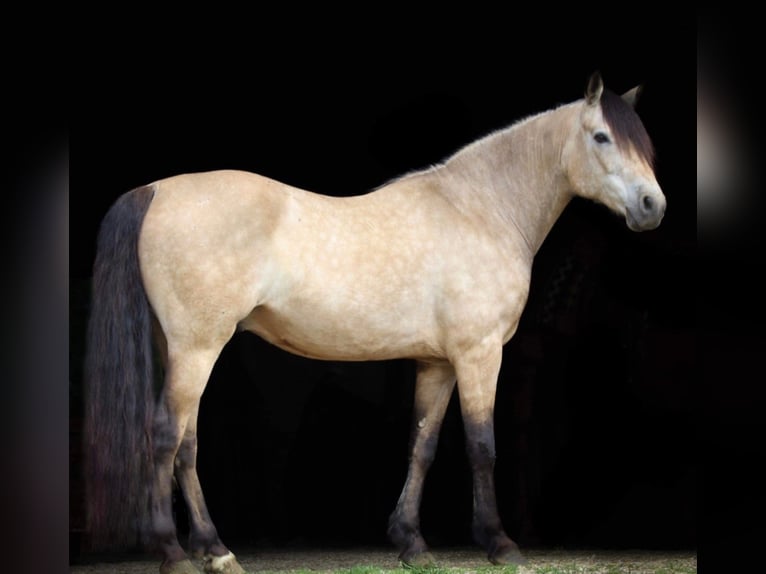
[84,72,665,574]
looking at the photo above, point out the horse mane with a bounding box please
[379,89,655,191]
[600,89,655,168]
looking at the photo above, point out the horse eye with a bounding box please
[593,131,610,144]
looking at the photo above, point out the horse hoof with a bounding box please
[160,559,203,574]
[203,552,247,573]
[399,549,436,569]
[488,541,528,566]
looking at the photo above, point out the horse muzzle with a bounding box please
[626,188,666,231]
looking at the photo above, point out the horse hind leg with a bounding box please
[388,361,456,567]
[153,391,201,574]
[152,346,246,574]
[175,412,246,574]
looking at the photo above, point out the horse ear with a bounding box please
[585,71,604,106]
[621,85,643,108]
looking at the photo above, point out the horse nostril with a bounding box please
[641,194,654,214]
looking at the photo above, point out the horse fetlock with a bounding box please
[387,513,419,545]
[486,534,527,566]
[399,547,436,569]
[388,517,433,568]
[188,533,225,560]
[471,519,526,565]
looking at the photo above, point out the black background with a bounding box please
[66,10,736,568]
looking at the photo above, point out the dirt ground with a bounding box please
[70,547,697,573]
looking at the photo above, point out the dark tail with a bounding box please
[84,185,156,551]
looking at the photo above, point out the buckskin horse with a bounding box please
[84,72,665,573]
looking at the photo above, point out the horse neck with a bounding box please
[437,102,579,256]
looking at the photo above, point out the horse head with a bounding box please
[563,71,666,231]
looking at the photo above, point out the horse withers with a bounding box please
[84,72,665,574]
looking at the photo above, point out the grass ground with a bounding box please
[71,547,697,574]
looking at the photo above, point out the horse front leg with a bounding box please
[388,361,456,567]
[454,341,527,566]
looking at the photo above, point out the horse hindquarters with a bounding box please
[85,184,245,574]
[137,194,247,572]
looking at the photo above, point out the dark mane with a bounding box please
[600,89,655,168]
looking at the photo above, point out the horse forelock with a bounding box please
[599,89,655,169]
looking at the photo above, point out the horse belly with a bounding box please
[240,303,441,361]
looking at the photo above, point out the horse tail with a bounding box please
[84,185,156,551]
